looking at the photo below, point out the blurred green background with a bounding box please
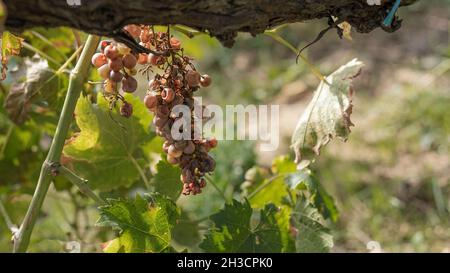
[1,0,449,252]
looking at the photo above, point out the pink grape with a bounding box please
[109,70,123,82]
[122,54,137,69]
[122,76,138,93]
[104,45,119,60]
[91,53,107,68]
[98,64,110,79]
[108,58,123,72]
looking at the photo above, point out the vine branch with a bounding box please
[0,196,18,233]
[12,35,100,253]
[264,30,329,84]
[59,166,106,206]
[205,175,230,204]
[128,154,151,190]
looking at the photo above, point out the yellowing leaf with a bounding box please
[1,31,23,80]
[291,59,363,163]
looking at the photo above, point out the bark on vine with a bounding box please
[4,0,417,47]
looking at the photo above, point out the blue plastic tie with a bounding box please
[382,0,402,27]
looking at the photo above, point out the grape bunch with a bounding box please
[127,25,216,195]
[91,40,139,118]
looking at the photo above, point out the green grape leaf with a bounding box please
[22,28,78,67]
[304,175,339,223]
[97,193,179,253]
[141,136,164,159]
[63,93,154,190]
[1,31,23,80]
[291,59,364,162]
[285,171,309,190]
[292,197,333,253]
[200,199,283,253]
[247,156,295,208]
[0,121,39,162]
[172,212,201,248]
[4,56,57,124]
[248,175,288,209]
[282,168,339,223]
[246,155,338,224]
[271,155,297,174]
[151,157,182,201]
